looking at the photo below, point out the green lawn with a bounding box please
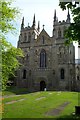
[2,86,29,96]
[2,90,80,119]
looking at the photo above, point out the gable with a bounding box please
[36,29,51,45]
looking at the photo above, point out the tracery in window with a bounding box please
[40,49,46,68]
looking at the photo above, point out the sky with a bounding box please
[9,0,68,46]
[7,0,79,58]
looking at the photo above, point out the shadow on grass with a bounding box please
[2,86,32,95]
[2,113,80,120]
[55,114,80,120]
[1,115,80,120]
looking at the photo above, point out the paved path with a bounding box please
[46,101,70,116]
[2,95,21,98]
[3,96,46,104]
[5,98,25,104]
[36,96,46,101]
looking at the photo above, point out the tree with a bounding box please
[59,2,80,114]
[0,0,23,90]
[59,1,80,44]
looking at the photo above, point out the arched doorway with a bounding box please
[40,81,46,91]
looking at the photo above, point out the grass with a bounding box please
[2,89,80,119]
[2,86,29,96]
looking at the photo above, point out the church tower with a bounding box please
[17,14,40,48]
[53,9,71,39]
[52,9,75,91]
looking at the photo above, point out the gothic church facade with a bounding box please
[16,10,76,91]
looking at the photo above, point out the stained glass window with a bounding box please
[40,49,46,68]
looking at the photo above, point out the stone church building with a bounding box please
[16,10,77,91]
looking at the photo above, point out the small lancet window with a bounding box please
[77,76,79,80]
[58,28,61,38]
[23,69,26,79]
[63,26,67,37]
[60,69,65,79]
[26,54,29,61]
[24,33,27,42]
[28,32,31,42]
[42,36,45,44]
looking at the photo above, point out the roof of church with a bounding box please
[39,28,50,38]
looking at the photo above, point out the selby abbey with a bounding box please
[15,9,80,92]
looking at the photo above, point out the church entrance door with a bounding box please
[40,81,46,91]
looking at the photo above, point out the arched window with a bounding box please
[42,36,45,44]
[77,76,79,80]
[24,33,27,42]
[60,69,65,79]
[28,32,31,42]
[40,49,46,68]
[58,28,61,37]
[63,26,66,37]
[23,70,26,79]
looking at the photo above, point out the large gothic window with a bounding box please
[40,49,46,68]
[23,70,26,79]
[60,69,65,79]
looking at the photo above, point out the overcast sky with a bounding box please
[7,0,78,58]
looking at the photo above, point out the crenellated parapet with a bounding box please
[53,9,71,39]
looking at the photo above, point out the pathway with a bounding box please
[46,101,70,116]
